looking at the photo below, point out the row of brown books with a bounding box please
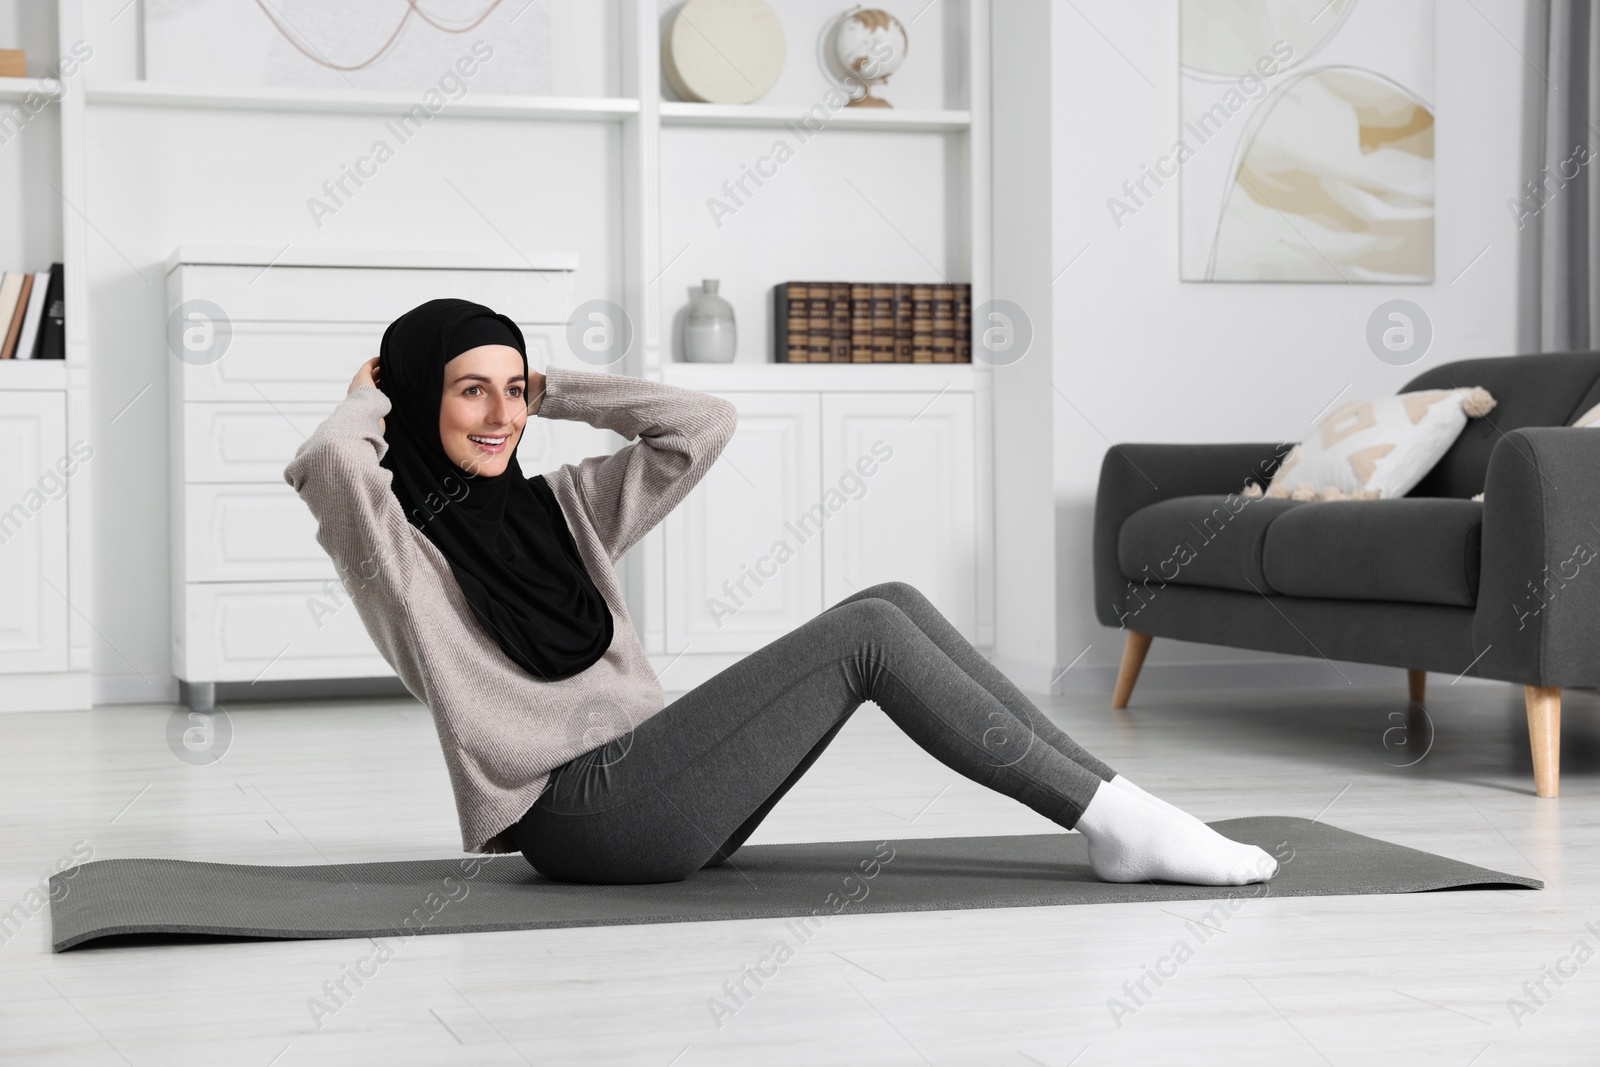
[773,282,972,363]
[0,264,64,360]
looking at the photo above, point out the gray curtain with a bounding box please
[1520,1,1600,353]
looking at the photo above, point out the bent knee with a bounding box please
[859,580,925,608]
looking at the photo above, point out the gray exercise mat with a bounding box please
[47,816,1540,951]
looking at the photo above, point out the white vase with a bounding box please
[684,279,737,363]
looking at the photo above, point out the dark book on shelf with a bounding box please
[829,281,850,363]
[931,284,955,363]
[849,282,872,363]
[954,283,971,363]
[891,283,913,362]
[33,262,65,360]
[869,282,894,363]
[773,282,810,363]
[806,283,831,363]
[911,284,934,362]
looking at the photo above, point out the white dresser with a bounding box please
[165,247,609,710]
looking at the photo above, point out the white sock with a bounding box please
[1075,780,1278,886]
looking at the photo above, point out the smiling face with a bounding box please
[438,344,528,477]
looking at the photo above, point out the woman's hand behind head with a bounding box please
[350,356,381,395]
[349,356,385,433]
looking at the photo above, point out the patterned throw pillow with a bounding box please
[1248,387,1497,501]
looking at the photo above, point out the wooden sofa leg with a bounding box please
[1524,686,1561,798]
[1407,669,1426,703]
[1112,632,1153,710]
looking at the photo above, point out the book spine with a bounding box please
[807,283,831,364]
[773,283,788,363]
[14,270,51,362]
[790,283,812,363]
[831,282,851,363]
[0,273,32,359]
[869,283,893,362]
[35,263,65,360]
[892,283,912,363]
[911,284,934,363]
[954,283,971,363]
[849,283,872,364]
[931,284,955,363]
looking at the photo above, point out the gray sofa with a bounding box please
[1094,352,1600,797]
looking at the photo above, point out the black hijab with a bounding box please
[377,298,613,681]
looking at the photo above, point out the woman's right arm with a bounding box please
[283,367,416,597]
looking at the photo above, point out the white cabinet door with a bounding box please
[820,391,978,640]
[663,392,823,653]
[0,391,70,672]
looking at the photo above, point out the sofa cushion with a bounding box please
[1262,499,1483,607]
[1118,495,1306,594]
[1265,388,1495,501]
[1404,352,1600,498]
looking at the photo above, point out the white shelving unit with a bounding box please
[85,81,642,122]
[0,3,93,712]
[14,0,992,704]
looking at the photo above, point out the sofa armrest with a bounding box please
[1474,427,1600,687]
[1093,442,1291,628]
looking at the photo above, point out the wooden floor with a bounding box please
[2,679,1596,1065]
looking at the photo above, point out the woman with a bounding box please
[286,297,1277,887]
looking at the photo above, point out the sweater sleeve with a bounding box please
[282,386,418,597]
[535,365,738,562]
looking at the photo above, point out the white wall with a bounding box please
[996,0,1532,692]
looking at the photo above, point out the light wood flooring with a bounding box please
[1,677,1596,1065]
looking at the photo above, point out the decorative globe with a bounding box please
[829,7,908,108]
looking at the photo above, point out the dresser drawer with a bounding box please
[170,264,574,324]
[184,484,334,582]
[182,402,336,482]
[175,581,393,682]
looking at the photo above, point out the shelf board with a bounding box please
[0,360,70,390]
[659,361,980,392]
[0,77,61,103]
[164,245,578,275]
[84,81,640,122]
[659,102,971,132]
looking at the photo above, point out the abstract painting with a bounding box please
[1179,0,1435,283]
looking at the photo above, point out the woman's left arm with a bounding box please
[534,365,738,562]
[283,374,418,598]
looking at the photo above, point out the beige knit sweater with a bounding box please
[283,365,738,854]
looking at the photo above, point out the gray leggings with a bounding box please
[512,581,1116,883]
